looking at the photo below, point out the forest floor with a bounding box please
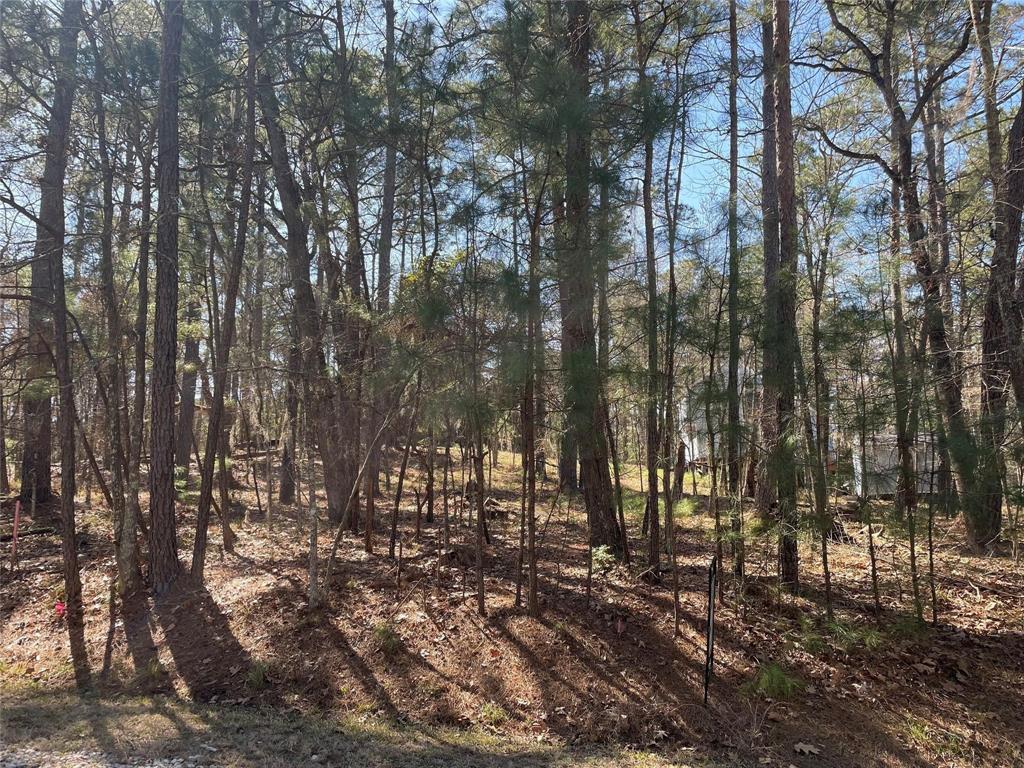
[2,450,1023,768]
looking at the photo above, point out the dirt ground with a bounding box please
[2,451,1023,767]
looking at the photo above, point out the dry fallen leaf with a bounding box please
[794,742,822,755]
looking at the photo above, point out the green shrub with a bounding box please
[829,620,884,653]
[373,622,403,657]
[746,662,803,700]
[591,545,616,575]
[798,617,826,655]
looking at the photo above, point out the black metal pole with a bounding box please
[704,555,718,705]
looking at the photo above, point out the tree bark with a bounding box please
[773,0,799,590]
[726,0,741,497]
[756,15,779,522]
[149,0,185,597]
[89,28,137,594]
[191,3,257,581]
[254,9,339,531]
[279,332,299,505]
[561,0,621,554]
[633,4,660,572]
[127,113,152,570]
[42,0,88,684]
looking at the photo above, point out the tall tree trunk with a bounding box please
[970,0,1024,546]
[524,219,541,616]
[379,0,397,312]
[174,233,203,471]
[756,15,779,522]
[773,0,799,590]
[149,0,185,597]
[633,6,660,572]
[331,2,365,526]
[127,117,152,567]
[255,8,338,534]
[824,0,988,547]
[562,0,620,554]
[39,0,88,685]
[726,0,741,498]
[90,31,136,594]
[554,185,578,492]
[192,5,257,581]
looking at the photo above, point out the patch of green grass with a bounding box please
[372,622,403,657]
[479,702,508,726]
[246,659,271,690]
[903,716,970,761]
[745,662,803,701]
[748,514,776,538]
[621,489,646,524]
[677,496,698,517]
[134,657,165,688]
[889,614,929,641]
[797,617,827,655]
[828,620,884,653]
[904,715,929,747]
[174,466,190,498]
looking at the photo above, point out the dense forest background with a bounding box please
[1,1,1023,766]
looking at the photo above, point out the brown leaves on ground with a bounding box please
[1,466,1023,767]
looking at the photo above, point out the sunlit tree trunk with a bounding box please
[561,0,621,554]
[149,0,186,596]
[192,4,257,581]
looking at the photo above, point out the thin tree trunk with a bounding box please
[42,0,88,685]
[127,122,152,566]
[191,4,257,581]
[389,374,422,558]
[88,27,136,594]
[756,15,779,523]
[726,0,741,498]
[632,3,661,573]
[279,334,299,504]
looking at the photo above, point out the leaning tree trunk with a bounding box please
[254,6,337,532]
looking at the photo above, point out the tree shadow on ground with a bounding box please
[150,578,259,702]
[3,688,695,768]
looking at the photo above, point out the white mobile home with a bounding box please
[853,434,941,498]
